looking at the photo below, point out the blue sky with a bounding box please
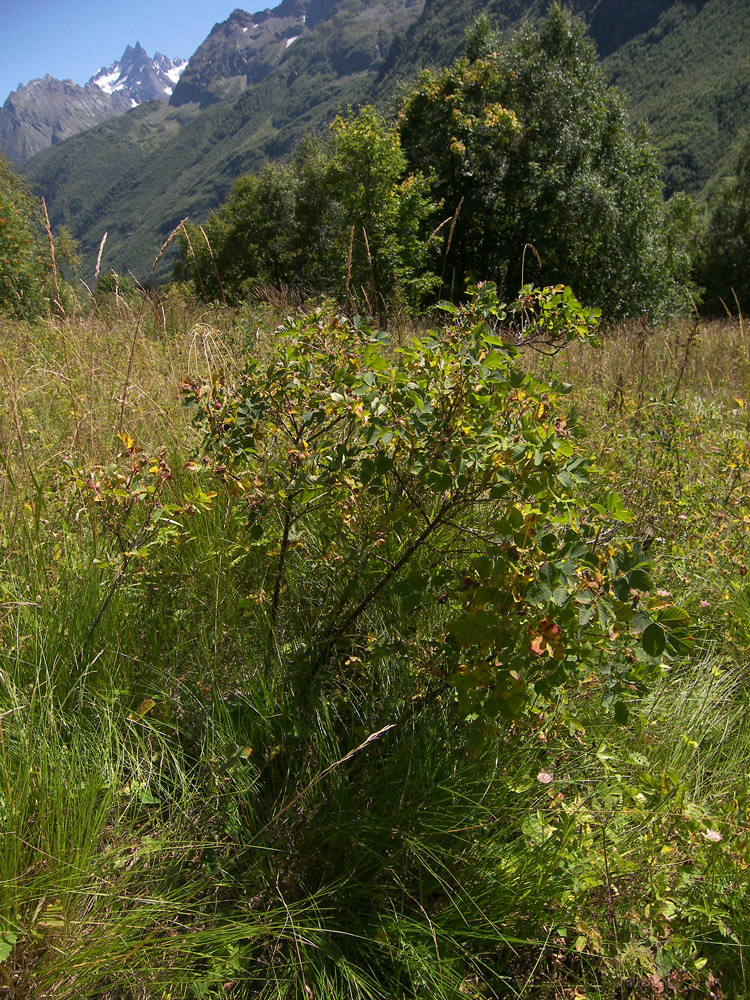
[0,1,258,102]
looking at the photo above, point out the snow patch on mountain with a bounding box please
[92,68,126,94]
[166,63,187,85]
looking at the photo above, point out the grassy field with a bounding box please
[0,290,748,999]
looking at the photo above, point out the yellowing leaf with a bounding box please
[118,430,135,451]
[128,698,156,721]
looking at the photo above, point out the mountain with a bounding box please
[0,77,132,165]
[0,44,186,165]
[169,0,420,109]
[23,0,750,283]
[170,5,309,107]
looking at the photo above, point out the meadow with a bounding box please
[0,284,749,1000]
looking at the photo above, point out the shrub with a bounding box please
[182,283,690,732]
[0,154,47,318]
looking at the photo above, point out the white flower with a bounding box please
[703,829,723,843]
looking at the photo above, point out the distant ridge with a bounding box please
[0,44,186,165]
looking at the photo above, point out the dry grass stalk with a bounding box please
[426,215,454,247]
[180,222,208,301]
[94,233,107,294]
[247,282,302,313]
[89,233,108,460]
[199,225,227,308]
[41,198,64,319]
[40,199,83,439]
[0,353,36,490]
[345,225,355,312]
[437,197,463,304]
[520,242,542,288]
[361,227,380,325]
[118,221,185,432]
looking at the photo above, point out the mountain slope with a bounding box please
[374,0,676,93]
[605,0,750,195]
[170,4,308,107]
[170,0,423,108]
[0,78,132,165]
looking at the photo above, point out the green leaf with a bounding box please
[642,622,667,658]
[666,632,694,655]
[613,701,630,724]
[526,581,553,606]
[657,606,690,626]
[436,299,459,315]
[363,346,391,371]
[631,611,651,634]
[0,932,17,964]
[612,576,631,603]
[628,568,653,592]
[605,492,634,523]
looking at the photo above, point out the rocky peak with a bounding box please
[90,43,187,102]
[170,4,309,107]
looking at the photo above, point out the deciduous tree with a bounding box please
[399,6,690,318]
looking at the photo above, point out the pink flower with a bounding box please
[700,600,710,608]
[537,771,553,785]
[703,829,723,843]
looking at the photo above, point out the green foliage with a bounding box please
[399,5,690,317]
[182,285,688,729]
[699,131,750,315]
[381,0,750,201]
[178,111,437,312]
[96,269,140,302]
[180,9,693,320]
[0,154,79,318]
[0,154,47,318]
[329,105,438,312]
[177,135,339,302]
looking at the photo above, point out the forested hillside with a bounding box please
[174,11,696,320]
[606,0,750,195]
[25,0,424,282]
